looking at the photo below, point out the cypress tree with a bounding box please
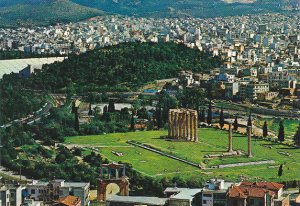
[278,164,283,177]
[219,108,225,129]
[108,100,115,112]
[103,105,108,113]
[88,103,93,115]
[294,123,300,147]
[74,107,79,132]
[200,108,206,122]
[278,120,285,142]
[207,101,212,125]
[71,101,76,113]
[156,107,163,128]
[233,116,238,131]
[263,120,268,137]
[130,110,135,131]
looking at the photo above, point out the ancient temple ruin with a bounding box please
[168,109,198,142]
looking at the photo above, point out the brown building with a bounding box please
[227,182,289,206]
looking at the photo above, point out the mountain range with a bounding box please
[0,0,299,27]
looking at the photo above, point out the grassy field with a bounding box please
[255,118,300,139]
[65,128,300,182]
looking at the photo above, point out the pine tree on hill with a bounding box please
[219,108,225,129]
[207,101,213,125]
[263,120,268,137]
[233,116,239,131]
[278,120,285,142]
[294,123,300,147]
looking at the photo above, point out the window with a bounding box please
[203,200,207,204]
[203,194,212,197]
[31,189,35,194]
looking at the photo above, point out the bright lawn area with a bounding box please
[255,118,300,138]
[65,128,300,182]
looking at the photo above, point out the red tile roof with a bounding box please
[228,182,281,199]
[240,182,284,191]
[229,185,275,198]
[56,195,81,206]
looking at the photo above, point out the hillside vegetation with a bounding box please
[0,42,221,124]
[0,0,103,27]
[25,42,222,92]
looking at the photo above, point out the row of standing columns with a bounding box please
[228,124,253,157]
[168,109,198,142]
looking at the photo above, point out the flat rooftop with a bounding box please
[0,57,66,78]
[106,195,168,205]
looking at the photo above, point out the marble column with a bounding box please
[187,112,191,141]
[228,123,233,152]
[194,113,198,142]
[168,111,172,137]
[248,126,253,157]
[190,112,194,141]
[183,112,187,140]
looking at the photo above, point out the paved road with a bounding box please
[0,102,52,128]
[0,166,30,181]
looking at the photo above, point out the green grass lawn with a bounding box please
[256,118,300,138]
[65,128,300,182]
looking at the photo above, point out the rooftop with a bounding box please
[170,188,202,201]
[106,195,168,205]
[0,57,66,78]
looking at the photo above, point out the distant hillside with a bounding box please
[0,0,297,27]
[71,0,293,18]
[0,0,104,27]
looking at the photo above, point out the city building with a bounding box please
[25,180,90,206]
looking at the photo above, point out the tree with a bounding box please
[233,116,238,131]
[130,110,135,131]
[278,120,285,142]
[200,109,206,122]
[207,101,213,125]
[158,91,178,124]
[108,100,115,112]
[263,120,268,137]
[103,105,108,113]
[294,123,300,147]
[74,107,79,132]
[55,153,66,164]
[88,103,93,115]
[178,87,205,110]
[278,164,283,177]
[219,108,224,129]
[156,107,163,129]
